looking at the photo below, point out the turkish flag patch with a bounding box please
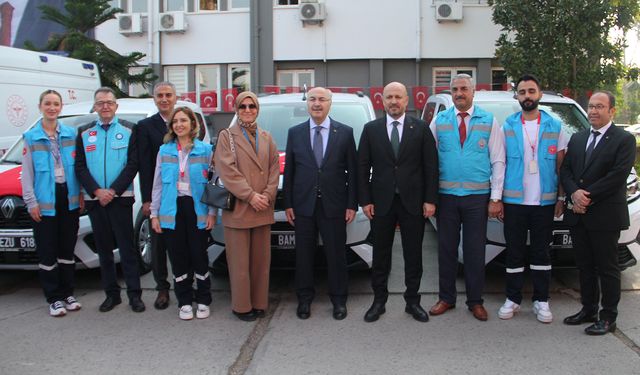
[548,145,557,155]
[71,151,76,158]
[89,131,97,136]
[202,169,208,178]
[22,147,26,155]
[86,144,97,152]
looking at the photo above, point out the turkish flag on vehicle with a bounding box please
[263,86,280,94]
[180,92,196,103]
[412,86,429,110]
[369,87,384,110]
[222,88,238,112]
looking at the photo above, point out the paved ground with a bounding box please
[1,224,639,375]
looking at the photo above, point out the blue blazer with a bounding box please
[283,118,357,218]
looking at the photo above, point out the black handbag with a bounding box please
[201,129,236,210]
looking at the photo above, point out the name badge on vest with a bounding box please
[528,160,538,174]
[177,182,190,192]
[54,167,64,178]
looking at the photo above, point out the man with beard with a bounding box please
[428,74,504,321]
[497,74,568,323]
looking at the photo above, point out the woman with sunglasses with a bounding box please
[214,91,279,321]
[22,89,84,317]
[150,107,215,320]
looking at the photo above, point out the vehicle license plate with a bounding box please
[552,231,572,248]
[271,232,295,249]
[0,236,36,251]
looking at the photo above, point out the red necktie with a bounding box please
[0,2,14,46]
[458,112,468,146]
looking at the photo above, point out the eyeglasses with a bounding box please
[587,104,608,110]
[95,101,117,107]
[238,104,257,110]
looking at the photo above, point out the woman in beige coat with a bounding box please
[214,91,279,321]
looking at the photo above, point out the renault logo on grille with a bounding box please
[1,198,16,219]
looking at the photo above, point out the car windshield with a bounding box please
[257,102,371,149]
[478,101,590,135]
[1,113,147,164]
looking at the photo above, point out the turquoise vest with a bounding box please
[436,105,494,196]
[79,117,134,198]
[23,121,80,216]
[503,110,561,206]
[158,139,212,229]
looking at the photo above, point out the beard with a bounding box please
[519,98,539,112]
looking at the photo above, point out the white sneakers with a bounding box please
[196,304,210,319]
[180,304,211,320]
[498,299,520,320]
[49,301,66,317]
[533,301,553,323]
[498,299,553,323]
[64,296,82,311]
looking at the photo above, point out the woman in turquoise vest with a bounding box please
[21,90,83,317]
[150,107,215,321]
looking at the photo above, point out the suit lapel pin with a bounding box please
[333,129,337,133]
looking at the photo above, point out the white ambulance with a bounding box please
[0,46,101,155]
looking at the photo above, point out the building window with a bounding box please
[127,67,148,97]
[108,0,120,10]
[196,65,221,112]
[492,69,508,91]
[164,0,185,12]
[229,65,250,94]
[164,66,188,96]
[230,0,250,9]
[130,0,148,12]
[199,0,218,11]
[433,67,476,92]
[277,69,314,90]
[276,0,299,5]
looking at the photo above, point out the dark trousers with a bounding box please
[32,183,79,303]
[371,194,425,304]
[295,197,348,306]
[150,228,170,291]
[163,196,212,307]
[87,198,141,300]
[437,193,488,307]
[570,221,621,322]
[503,203,554,304]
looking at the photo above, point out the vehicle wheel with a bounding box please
[134,210,153,274]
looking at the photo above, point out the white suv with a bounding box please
[0,99,208,272]
[423,90,640,270]
[209,92,375,269]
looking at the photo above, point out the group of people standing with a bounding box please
[23,73,634,335]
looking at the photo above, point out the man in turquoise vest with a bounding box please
[428,74,505,321]
[498,74,568,324]
[75,87,144,313]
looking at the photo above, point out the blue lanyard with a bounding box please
[241,128,258,153]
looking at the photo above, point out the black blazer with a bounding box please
[283,118,357,218]
[560,123,636,231]
[357,115,438,216]
[136,113,168,204]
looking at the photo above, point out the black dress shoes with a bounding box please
[129,297,146,313]
[563,310,598,325]
[405,303,429,322]
[99,296,122,312]
[585,320,617,335]
[233,310,258,322]
[153,290,170,310]
[296,302,311,320]
[333,304,347,320]
[364,302,386,322]
[253,309,266,318]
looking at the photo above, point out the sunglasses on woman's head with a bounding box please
[238,104,257,110]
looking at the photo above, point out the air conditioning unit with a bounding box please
[158,12,187,33]
[435,1,463,22]
[118,13,143,35]
[299,2,326,23]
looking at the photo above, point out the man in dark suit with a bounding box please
[560,91,635,335]
[357,81,438,323]
[283,87,357,321]
[136,82,177,310]
[1,0,66,48]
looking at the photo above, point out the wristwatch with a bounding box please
[490,199,500,203]
[557,196,566,202]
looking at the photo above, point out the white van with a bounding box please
[0,46,101,155]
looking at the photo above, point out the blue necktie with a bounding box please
[585,130,600,164]
[313,126,323,167]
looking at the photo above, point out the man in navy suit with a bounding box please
[283,87,357,320]
[357,82,438,323]
[136,82,177,310]
[560,91,636,335]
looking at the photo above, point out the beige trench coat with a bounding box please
[213,124,279,229]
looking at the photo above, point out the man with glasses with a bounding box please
[560,91,635,335]
[136,82,177,310]
[75,87,144,313]
[283,87,357,320]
